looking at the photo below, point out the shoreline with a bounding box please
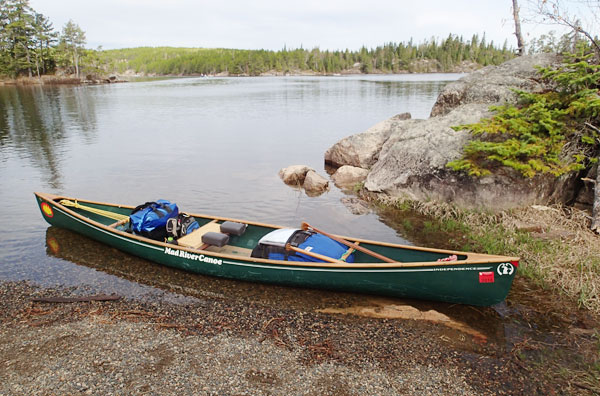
[353,189,600,314]
[0,70,469,86]
[0,75,127,86]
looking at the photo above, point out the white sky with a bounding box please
[28,0,560,51]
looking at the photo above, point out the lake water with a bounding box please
[0,74,461,294]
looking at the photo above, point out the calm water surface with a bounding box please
[0,74,461,294]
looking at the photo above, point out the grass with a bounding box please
[370,194,600,314]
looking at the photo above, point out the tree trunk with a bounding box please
[512,0,525,55]
[25,50,32,78]
[74,52,79,78]
[592,164,600,233]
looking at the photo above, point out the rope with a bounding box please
[60,199,129,221]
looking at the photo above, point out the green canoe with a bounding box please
[35,192,519,306]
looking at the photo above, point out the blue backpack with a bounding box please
[130,200,179,240]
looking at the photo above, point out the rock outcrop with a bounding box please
[430,53,561,117]
[324,54,580,210]
[324,112,411,168]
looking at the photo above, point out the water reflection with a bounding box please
[0,85,98,188]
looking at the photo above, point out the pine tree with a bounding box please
[0,0,36,77]
[59,20,86,77]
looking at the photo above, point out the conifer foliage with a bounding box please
[0,0,86,78]
[100,35,513,76]
[448,50,599,179]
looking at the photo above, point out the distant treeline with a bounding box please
[100,35,514,76]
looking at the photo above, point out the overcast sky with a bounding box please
[28,0,557,51]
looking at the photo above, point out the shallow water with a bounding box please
[0,74,459,288]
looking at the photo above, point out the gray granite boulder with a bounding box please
[279,165,314,186]
[430,53,562,117]
[303,170,330,197]
[331,165,369,188]
[324,112,411,168]
[325,54,580,210]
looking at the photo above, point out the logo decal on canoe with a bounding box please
[41,202,54,218]
[497,262,515,276]
[479,271,495,283]
[164,247,222,265]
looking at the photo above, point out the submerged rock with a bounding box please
[340,197,370,215]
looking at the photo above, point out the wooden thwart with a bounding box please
[109,218,130,228]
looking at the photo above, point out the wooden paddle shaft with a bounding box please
[285,244,342,264]
[301,222,397,263]
[340,242,359,262]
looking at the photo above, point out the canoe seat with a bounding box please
[177,220,221,249]
[202,231,229,247]
[220,221,246,236]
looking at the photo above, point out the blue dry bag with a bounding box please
[130,200,179,240]
[289,233,354,263]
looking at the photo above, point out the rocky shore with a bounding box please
[2,278,595,396]
[324,53,593,210]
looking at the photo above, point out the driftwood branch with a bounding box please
[581,177,596,184]
[32,294,121,303]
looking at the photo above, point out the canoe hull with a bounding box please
[35,193,517,306]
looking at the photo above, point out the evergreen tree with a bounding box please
[0,0,36,77]
[33,12,57,76]
[59,19,86,77]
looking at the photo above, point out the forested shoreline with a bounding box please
[1,0,518,82]
[100,37,514,77]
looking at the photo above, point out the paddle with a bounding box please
[285,243,343,263]
[301,222,397,263]
[60,199,129,222]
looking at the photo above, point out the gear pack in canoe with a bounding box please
[251,228,355,263]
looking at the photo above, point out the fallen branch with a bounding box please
[32,294,121,303]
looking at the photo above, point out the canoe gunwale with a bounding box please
[34,192,520,269]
